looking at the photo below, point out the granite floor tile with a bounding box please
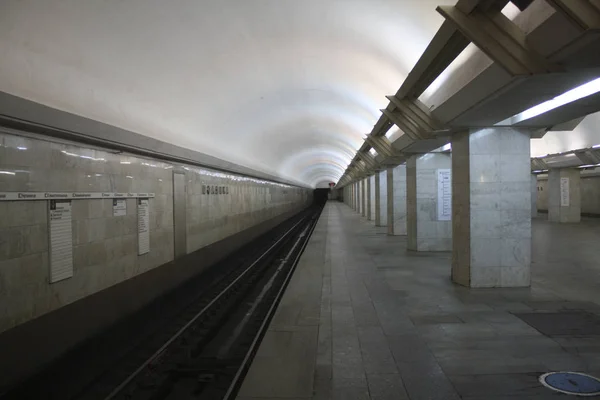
[447,373,556,398]
[237,204,600,400]
[357,327,398,374]
[409,314,463,325]
[366,373,409,400]
[396,361,461,400]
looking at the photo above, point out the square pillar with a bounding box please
[548,169,581,223]
[369,175,375,221]
[374,173,381,225]
[354,182,359,212]
[452,128,531,288]
[361,179,367,217]
[531,174,538,218]
[407,153,452,251]
[387,165,407,235]
[378,170,388,227]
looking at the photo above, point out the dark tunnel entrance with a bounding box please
[313,188,330,206]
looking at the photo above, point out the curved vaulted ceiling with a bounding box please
[0,0,460,187]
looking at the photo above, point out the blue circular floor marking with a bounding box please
[539,372,600,396]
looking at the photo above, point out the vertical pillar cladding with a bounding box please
[361,179,367,217]
[531,174,538,218]
[366,177,372,219]
[386,167,394,234]
[548,168,581,223]
[369,175,375,221]
[374,173,381,225]
[407,153,452,251]
[355,182,359,212]
[389,165,406,235]
[379,170,387,227]
[452,128,531,288]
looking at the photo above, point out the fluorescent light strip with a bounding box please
[498,77,600,125]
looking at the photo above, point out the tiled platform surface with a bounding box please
[237,202,600,400]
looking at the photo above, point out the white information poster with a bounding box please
[437,169,452,221]
[137,198,150,255]
[48,200,74,283]
[560,177,570,207]
[113,199,127,217]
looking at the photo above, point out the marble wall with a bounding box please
[0,130,310,334]
[531,174,538,217]
[407,154,452,251]
[452,128,531,288]
[361,179,367,217]
[369,175,375,221]
[548,169,581,223]
[389,165,407,236]
[378,170,387,226]
[537,174,600,217]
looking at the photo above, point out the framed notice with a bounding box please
[48,200,74,283]
[437,169,452,221]
[137,198,150,255]
[113,199,127,216]
[560,177,570,207]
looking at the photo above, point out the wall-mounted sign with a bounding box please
[48,200,74,283]
[0,192,155,201]
[437,169,452,221]
[137,198,150,255]
[560,177,570,207]
[201,185,230,195]
[113,199,127,217]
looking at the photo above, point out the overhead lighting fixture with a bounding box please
[593,144,600,149]
[579,163,600,168]
[0,171,16,175]
[498,76,600,125]
[441,143,452,151]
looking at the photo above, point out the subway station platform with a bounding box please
[237,202,600,400]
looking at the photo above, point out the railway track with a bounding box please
[3,205,321,400]
[97,206,320,400]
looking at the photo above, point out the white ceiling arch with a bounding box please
[1,0,459,187]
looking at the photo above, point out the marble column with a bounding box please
[452,127,531,288]
[378,170,387,227]
[374,173,381,225]
[369,175,375,221]
[355,182,360,212]
[387,165,407,235]
[407,153,452,251]
[366,176,373,220]
[531,174,538,218]
[361,179,367,217]
[548,168,581,223]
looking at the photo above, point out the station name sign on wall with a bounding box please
[202,185,229,195]
[0,192,156,201]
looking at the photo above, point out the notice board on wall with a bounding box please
[48,200,74,283]
[137,198,150,255]
[113,199,127,216]
[560,177,570,207]
[437,169,452,221]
